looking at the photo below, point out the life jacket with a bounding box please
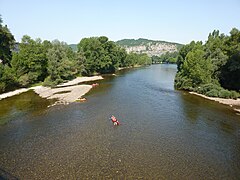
[111,116,117,122]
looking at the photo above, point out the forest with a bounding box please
[151,51,178,64]
[175,28,240,99]
[0,16,151,93]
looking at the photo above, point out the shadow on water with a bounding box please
[0,90,54,125]
[178,90,240,134]
[0,167,19,180]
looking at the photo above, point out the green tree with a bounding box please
[175,28,240,98]
[177,41,202,71]
[78,36,127,75]
[11,35,48,86]
[219,28,240,91]
[204,30,228,81]
[0,15,15,65]
[175,48,213,90]
[44,40,77,86]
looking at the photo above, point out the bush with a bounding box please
[43,76,64,87]
[205,89,219,97]
[43,76,56,87]
[196,83,222,95]
[18,74,30,87]
[230,91,240,99]
[174,74,193,90]
[218,89,232,99]
[0,82,6,93]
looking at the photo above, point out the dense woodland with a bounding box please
[0,16,151,93]
[175,28,240,99]
[151,51,178,64]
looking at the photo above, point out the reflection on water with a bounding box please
[0,64,240,179]
[0,91,54,125]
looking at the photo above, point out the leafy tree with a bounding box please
[0,64,18,92]
[220,28,240,91]
[0,15,15,65]
[11,35,48,86]
[204,30,228,81]
[175,28,240,99]
[153,51,178,64]
[44,40,77,86]
[78,36,128,75]
[177,41,202,71]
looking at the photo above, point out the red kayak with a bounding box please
[110,115,120,126]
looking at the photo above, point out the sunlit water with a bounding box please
[0,64,239,179]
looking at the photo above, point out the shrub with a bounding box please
[205,89,219,97]
[43,76,56,87]
[230,91,240,99]
[174,74,193,90]
[218,89,232,98]
[43,76,64,87]
[18,74,30,87]
[0,82,6,93]
[196,83,222,95]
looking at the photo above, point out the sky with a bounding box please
[0,0,240,44]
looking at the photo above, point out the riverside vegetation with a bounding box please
[0,16,151,94]
[175,28,240,99]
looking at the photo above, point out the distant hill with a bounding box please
[116,38,183,56]
[69,44,78,52]
[69,38,183,56]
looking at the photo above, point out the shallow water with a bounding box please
[0,64,240,179]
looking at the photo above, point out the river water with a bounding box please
[0,64,239,179]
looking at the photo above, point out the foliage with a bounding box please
[69,44,78,52]
[0,15,15,65]
[0,64,18,92]
[45,40,78,86]
[175,28,240,99]
[77,36,148,75]
[11,35,49,86]
[152,51,178,64]
[219,28,240,91]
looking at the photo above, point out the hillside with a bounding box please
[69,38,183,56]
[69,44,78,52]
[116,38,183,56]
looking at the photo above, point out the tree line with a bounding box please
[151,51,178,64]
[175,28,240,99]
[0,16,151,93]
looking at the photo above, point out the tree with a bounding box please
[44,40,77,86]
[177,41,202,71]
[78,36,127,75]
[175,28,240,98]
[220,28,240,90]
[204,30,228,81]
[0,15,15,65]
[11,35,48,86]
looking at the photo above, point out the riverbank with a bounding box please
[0,86,41,101]
[190,92,240,113]
[0,76,103,103]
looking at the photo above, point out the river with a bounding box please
[0,64,239,179]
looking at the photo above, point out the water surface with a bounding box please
[0,64,239,179]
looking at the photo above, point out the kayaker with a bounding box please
[111,115,120,126]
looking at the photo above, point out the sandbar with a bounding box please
[0,76,103,103]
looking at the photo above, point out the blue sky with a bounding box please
[0,0,240,44]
